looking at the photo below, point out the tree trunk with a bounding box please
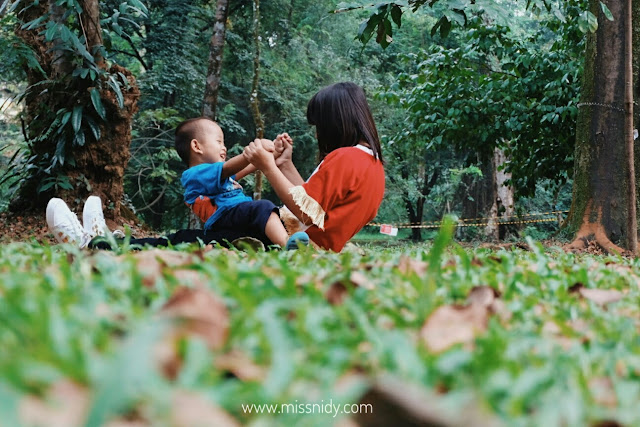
[634,0,640,234]
[250,0,264,200]
[624,0,636,253]
[202,0,229,120]
[566,0,631,253]
[12,0,139,220]
[485,147,515,240]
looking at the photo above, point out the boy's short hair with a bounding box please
[174,117,217,166]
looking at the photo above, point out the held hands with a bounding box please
[274,133,293,167]
[243,138,277,171]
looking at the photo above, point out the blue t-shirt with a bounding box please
[181,162,252,230]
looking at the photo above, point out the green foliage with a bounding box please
[346,0,599,49]
[0,14,43,83]
[125,108,187,230]
[1,240,640,425]
[381,3,584,201]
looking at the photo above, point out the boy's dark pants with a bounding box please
[90,200,279,249]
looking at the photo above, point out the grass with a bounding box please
[1,226,639,426]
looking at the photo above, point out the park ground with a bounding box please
[1,214,638,426]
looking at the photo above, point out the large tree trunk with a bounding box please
[202,0,230,119]
[566,0,632,253]
[624,0,636,252]
[634,0,640,232]
[12,0,139,220]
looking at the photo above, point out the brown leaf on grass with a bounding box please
[541,321,577,351]
[467,285,499,307]
[397,256,428,276]
[156,286,229,379]
[589,377,617,408]
[215,351,265,382]
[467,286,511,322]
[420,304,489,353]
[421,286,506,353]
[325,272,374,306]
[296,273,323,290]
[326,282,348,306]
[172,390,240,427]
[350,271,374,290]
[19,380,89,427]
[569,283,624,305]
[604,263,640,287]
[122,249,204,288]
[160,286,229,349]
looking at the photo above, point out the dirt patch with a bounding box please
[0,211,151,245]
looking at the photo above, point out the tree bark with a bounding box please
[250,0,264,200]
[202,0,229,120]
[625,0,636,253]
[486,147,515,241]
[566,0,630,253]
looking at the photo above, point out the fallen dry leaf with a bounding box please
[589,377,617,408]
[156,286,229,379]
[215,351,265,382]
[172,390,240,427]
[350,271,374,290]
[122,249,204,288]
[325,272,374,306]
[19,380,89,427]
[397,256,428,276]
[541,321,577,351]
[467,285,499,307]
[569,283,624,305]
[296,273,324,290]
[326,282,349,306]
[420,304,489,353]
[160,286,230,349]
[420,286,508,353]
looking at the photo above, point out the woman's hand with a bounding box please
[274,133,293,168]
[243,138,277,171]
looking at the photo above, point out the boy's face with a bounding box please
[194,120,226,164]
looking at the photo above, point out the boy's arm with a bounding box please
[228,138,276,181]
[234,164,257,181]
[221,153,251,180]
[221,138,274,180]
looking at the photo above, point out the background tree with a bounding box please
[4,0,143,219]
[566,0,639,252]
[202,0,230,119]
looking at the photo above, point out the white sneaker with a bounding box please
[83,195,109,238]
[46,198,92,247]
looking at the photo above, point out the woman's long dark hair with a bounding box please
[306,82,383,162]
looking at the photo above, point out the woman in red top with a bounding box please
[244,82,385,252]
